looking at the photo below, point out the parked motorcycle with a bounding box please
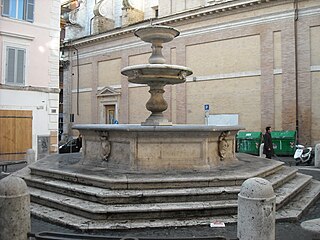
[294,144,313,165]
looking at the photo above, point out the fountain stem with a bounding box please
[149,41,165,64]
[143,83,169,126]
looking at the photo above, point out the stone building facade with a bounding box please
[1,0,61,159]
[61,0,320,146]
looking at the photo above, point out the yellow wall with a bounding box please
[310,26,320,143]
[98,58,122,87]
[186,76,261,130]
[274,75,282,130]
[186,35,260,76]
[127,52,153,123]
[128,52,150,65]
[273,31,282,69]
[128,86,150,123]
[72,92,92,124]
[72,63,92,89]
[311,72,320,143]
[310,26,320,66]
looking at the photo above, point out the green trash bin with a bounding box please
[270,130,297,156]
[236,131,262,156]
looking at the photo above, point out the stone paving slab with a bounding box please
[301,218,320,234]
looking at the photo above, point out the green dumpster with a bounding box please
[236,132,262,156]
[270,130,296,156]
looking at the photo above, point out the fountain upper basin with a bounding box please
[134,25,180,43]
[121,64,193,85]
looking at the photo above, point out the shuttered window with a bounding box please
[5,47,26,85]
[2,0,34,22]
[2,0,10,17]
[26,0,34,22]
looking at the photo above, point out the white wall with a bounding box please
[144,0,159,19]
[0,89,59,158]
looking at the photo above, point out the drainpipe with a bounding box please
[90,16,94,35]
[294,0,299,142]
[70,44,80,115]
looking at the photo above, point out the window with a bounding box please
[152,6,159,18]
[2,0,34,22]
[5,46,26,85]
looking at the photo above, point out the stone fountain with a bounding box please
[76,25,243,172]
[13,25,320,231]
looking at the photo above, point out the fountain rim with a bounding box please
[121,63,193,74]
[134,25,180,43]
[73,123,245,132]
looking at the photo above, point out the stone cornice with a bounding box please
[0,84,60,93]
[157,0,282,25]
[63,0,283,48]
[0,31,34,41]
[68,7,295,60]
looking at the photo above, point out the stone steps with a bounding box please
[28,178,320,230]
[29,187,238,220]
[264,165,297,189]
[274,173,312,209]
[23,166,297,205]
[276,179,320,221]
[28,155,285,190]
[30,203,239,230]
[27,168,308,222]
[12,154,320,230]
[25,175,240,204]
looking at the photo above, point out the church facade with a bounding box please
[60,0,320,146]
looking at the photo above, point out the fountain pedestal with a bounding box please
[75,124,242,172]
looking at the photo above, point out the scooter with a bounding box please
[294,144,313,165]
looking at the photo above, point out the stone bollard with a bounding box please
[315,143,320,168]
[26,148,36,165]
[237,177,276,240]
[260,143,266,158]
[0,176,30,240]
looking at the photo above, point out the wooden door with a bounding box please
[105,105,115,124]
[0,110,32,161]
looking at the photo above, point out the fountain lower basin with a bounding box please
[74,124,244,172]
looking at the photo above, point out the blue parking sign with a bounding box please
[204,104,209,111]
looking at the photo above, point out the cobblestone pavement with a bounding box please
[2,157,320,240]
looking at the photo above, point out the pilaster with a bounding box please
[260,29,275,130]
